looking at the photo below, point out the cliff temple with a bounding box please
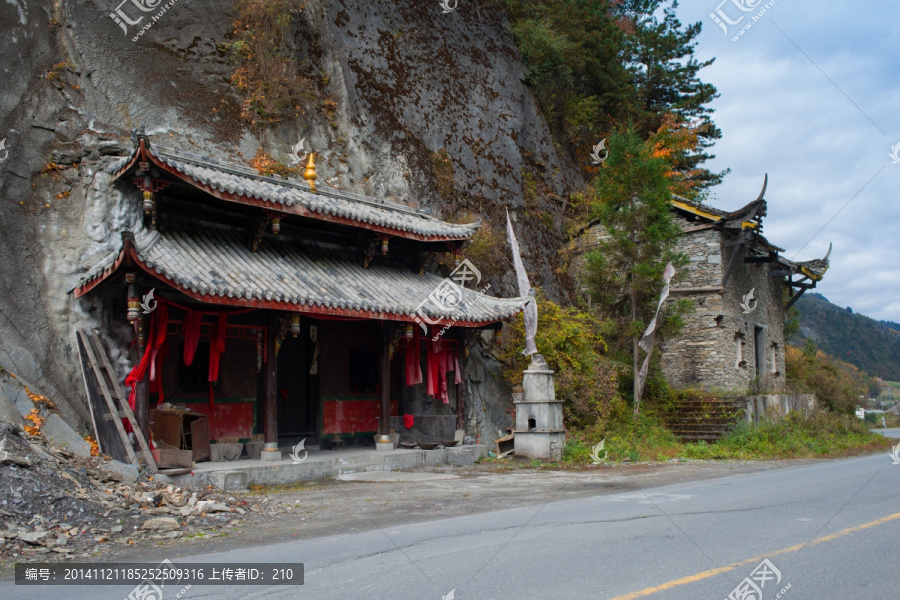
[72,130,527,455]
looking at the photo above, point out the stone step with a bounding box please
[671,428,732,435]
[666,408,744,413]
[671,427,732,433]
[335,461,385,475]
[331,453,389,466]
[668,418,737,425]
[672,402,747,408]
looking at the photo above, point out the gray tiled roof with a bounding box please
[76,225,527,324]
[108,145,479,241]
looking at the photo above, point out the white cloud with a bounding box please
[679,0,900,320]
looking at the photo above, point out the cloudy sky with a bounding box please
[674,0,900,322]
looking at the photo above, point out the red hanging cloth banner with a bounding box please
[149,303,168,405]
[208,314,227,382]
[207,314,227,407]
[426,328,442,398]
[182,309,202,366]
[405,326,423,385]
[439,347,453,404]
[149,303,168,382]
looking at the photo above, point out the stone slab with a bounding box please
[0,388,23,426]
[208,470,249,492]
[260,450,283,462]
[41,414,91,457]
[100,460,139,484]
[446,448,475,467]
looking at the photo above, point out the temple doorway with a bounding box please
[277,329,316,442]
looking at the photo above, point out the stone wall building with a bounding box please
[573,178,831,394]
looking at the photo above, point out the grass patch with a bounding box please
[563,413,681,465]
[560,411,891,466]
[684,412,892,460]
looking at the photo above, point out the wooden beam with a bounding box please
[669,286,725,295]
[456,349,466,431]
[744,256,776,263]
[785,288,808,311]
[681,223,718,234]
[264,312,278,444]
[134,316,150,446]
[379,323,391,436]
[721,237,747,288]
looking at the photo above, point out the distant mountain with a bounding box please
[882,320,900,333]
[793,293,900,381]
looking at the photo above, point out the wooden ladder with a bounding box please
[76,328,157,474]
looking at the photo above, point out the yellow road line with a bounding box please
[606,511,900,600]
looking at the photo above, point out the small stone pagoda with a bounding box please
[513,354,564,461]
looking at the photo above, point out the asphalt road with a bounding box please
[874,427,900,439]
[3,453,898,600]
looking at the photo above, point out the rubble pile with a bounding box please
[0,421,268,566]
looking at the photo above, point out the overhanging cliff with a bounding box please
[0,0,580,434]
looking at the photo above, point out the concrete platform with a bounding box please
[336,471,461,482]
[153,445,487,489]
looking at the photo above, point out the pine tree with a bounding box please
[583,128,689,413]
[501,0,633,154]
[613,0,726,188]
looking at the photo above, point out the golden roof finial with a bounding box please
[303,152,317,193]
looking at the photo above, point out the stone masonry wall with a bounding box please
[660,214,786,392]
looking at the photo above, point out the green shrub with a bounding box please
[500,292,625,431]
[786,344,872,414]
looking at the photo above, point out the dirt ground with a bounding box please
[40,457,824,567]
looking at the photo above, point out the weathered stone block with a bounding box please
[208,470,249,492]
[42,414,91,457]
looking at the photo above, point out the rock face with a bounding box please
[463,333,516,450]
[0,0,578,438]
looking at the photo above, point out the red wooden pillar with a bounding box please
[379,322,391,436]
[134,315,150,443]
[264,312,278,445]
